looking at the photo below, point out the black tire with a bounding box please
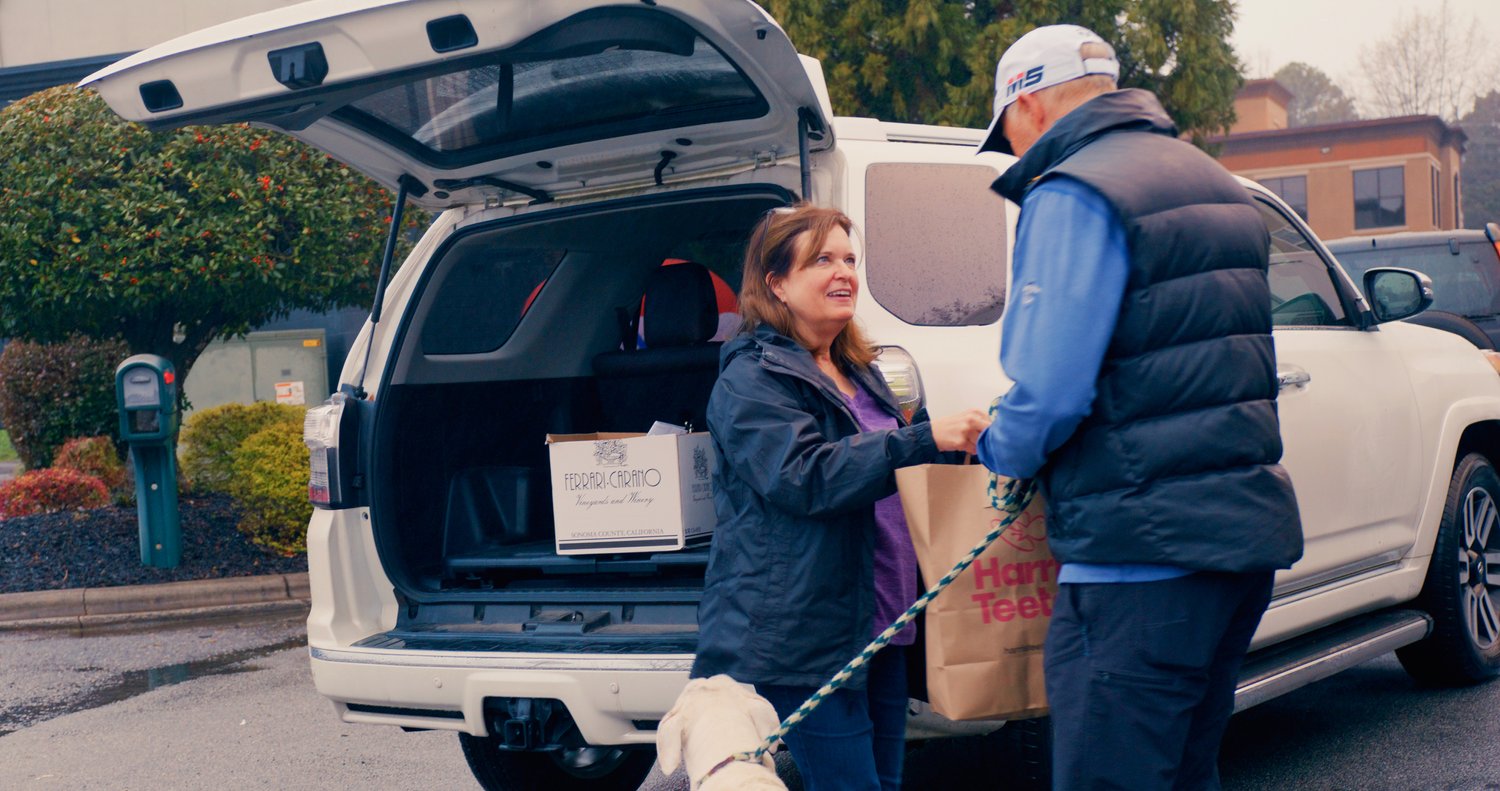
[904,718,1052,790]
[457,734,655,791]
[1397,452,1500,685]
[1402,310,1496,350]
[987,717,1052,791]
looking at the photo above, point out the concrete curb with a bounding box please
[0,572,310,631]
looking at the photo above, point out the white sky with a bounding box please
[1232,0,1500,85]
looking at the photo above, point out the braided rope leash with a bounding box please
[720,472,1037,771]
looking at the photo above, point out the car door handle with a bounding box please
[1277,367,1311,390]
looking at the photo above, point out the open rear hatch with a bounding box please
[82,0,833,209]
[82,0,828,651]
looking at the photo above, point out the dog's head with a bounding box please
[656,675,781,776]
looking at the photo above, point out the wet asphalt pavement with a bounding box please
[6,613,1500,789]
[0,611,308,737]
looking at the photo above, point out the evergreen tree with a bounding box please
[1273,63,1359,128]
[0,86,426,393]
[766,0,1244,142]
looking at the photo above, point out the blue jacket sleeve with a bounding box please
[707,359,941,518]
[977,177,1130,479]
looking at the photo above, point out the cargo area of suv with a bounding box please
[357,187,791,650]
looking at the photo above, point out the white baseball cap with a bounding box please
[977,24,1120,155]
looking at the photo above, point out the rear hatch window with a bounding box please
[340,34,765,167]
[81,1,830,208]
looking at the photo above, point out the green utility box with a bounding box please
[183,328,330,413]
[115,354,181,568]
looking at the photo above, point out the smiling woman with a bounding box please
[692,203,989,790]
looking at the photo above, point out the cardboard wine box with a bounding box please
[546,432,716,555]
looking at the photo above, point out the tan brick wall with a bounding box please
[1232,94,1290,134]
[1218,122,1463,240]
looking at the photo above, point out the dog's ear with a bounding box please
[655,710,685,775]
[747,695,783,753]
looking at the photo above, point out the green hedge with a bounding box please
[228,419,312,556]
[179,402,305,494]
[0,335,129,470]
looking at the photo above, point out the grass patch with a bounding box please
[0,430,17,463]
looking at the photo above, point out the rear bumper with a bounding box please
[308,645,691,745]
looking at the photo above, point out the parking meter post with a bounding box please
[129,444,182,566]
[115,355,182,569]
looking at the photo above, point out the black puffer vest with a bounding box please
[993,89,1303,572]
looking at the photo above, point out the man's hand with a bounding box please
[930,409,991,455]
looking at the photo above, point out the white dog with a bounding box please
[656,674,788,790]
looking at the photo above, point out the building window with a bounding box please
[1431,166,1440,226]
[1354,166,1405,229]
[1259,175,1308,220]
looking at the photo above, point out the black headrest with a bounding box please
[642,263,717,348]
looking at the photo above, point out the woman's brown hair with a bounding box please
[737,203,876,369]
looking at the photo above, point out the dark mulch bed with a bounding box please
[0,494,307,594]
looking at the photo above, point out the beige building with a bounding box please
[1210,79,1467,241]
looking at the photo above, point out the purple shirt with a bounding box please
[845,382,918,645]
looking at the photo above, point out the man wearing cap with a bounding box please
[973,24,1303,789]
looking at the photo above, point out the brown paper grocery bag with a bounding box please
[897,463,1053,721]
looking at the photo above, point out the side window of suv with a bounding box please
[864,163,1008,325]
[420,244,567,354]
[1254,198,1353,328]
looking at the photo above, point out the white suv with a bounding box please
[85,2,1500,788]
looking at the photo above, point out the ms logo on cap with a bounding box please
[1005,66,1045,97]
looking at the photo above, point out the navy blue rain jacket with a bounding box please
[690,326,942,688]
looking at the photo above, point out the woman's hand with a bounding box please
[929,409,991,455]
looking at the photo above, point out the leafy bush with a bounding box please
[0,85,426,393]
[0,468,110,518]
[228,420,312,556]
[53,436,130,505]
[179,402,306,494]
[0,335,130,469]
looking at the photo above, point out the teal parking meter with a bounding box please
[115,355,181,568]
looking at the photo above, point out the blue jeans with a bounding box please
[755,647,908,791]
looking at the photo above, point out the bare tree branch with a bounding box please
[1358,0,1491,120]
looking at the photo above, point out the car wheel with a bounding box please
[902,718,1050,790]
[987,717,1052,790]
[457,734,656,791]
[1397,452,1500,685]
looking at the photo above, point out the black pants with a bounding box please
[1044,571,1274,791]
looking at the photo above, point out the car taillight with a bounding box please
[874,346,926,422]
[304,391,358,509]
